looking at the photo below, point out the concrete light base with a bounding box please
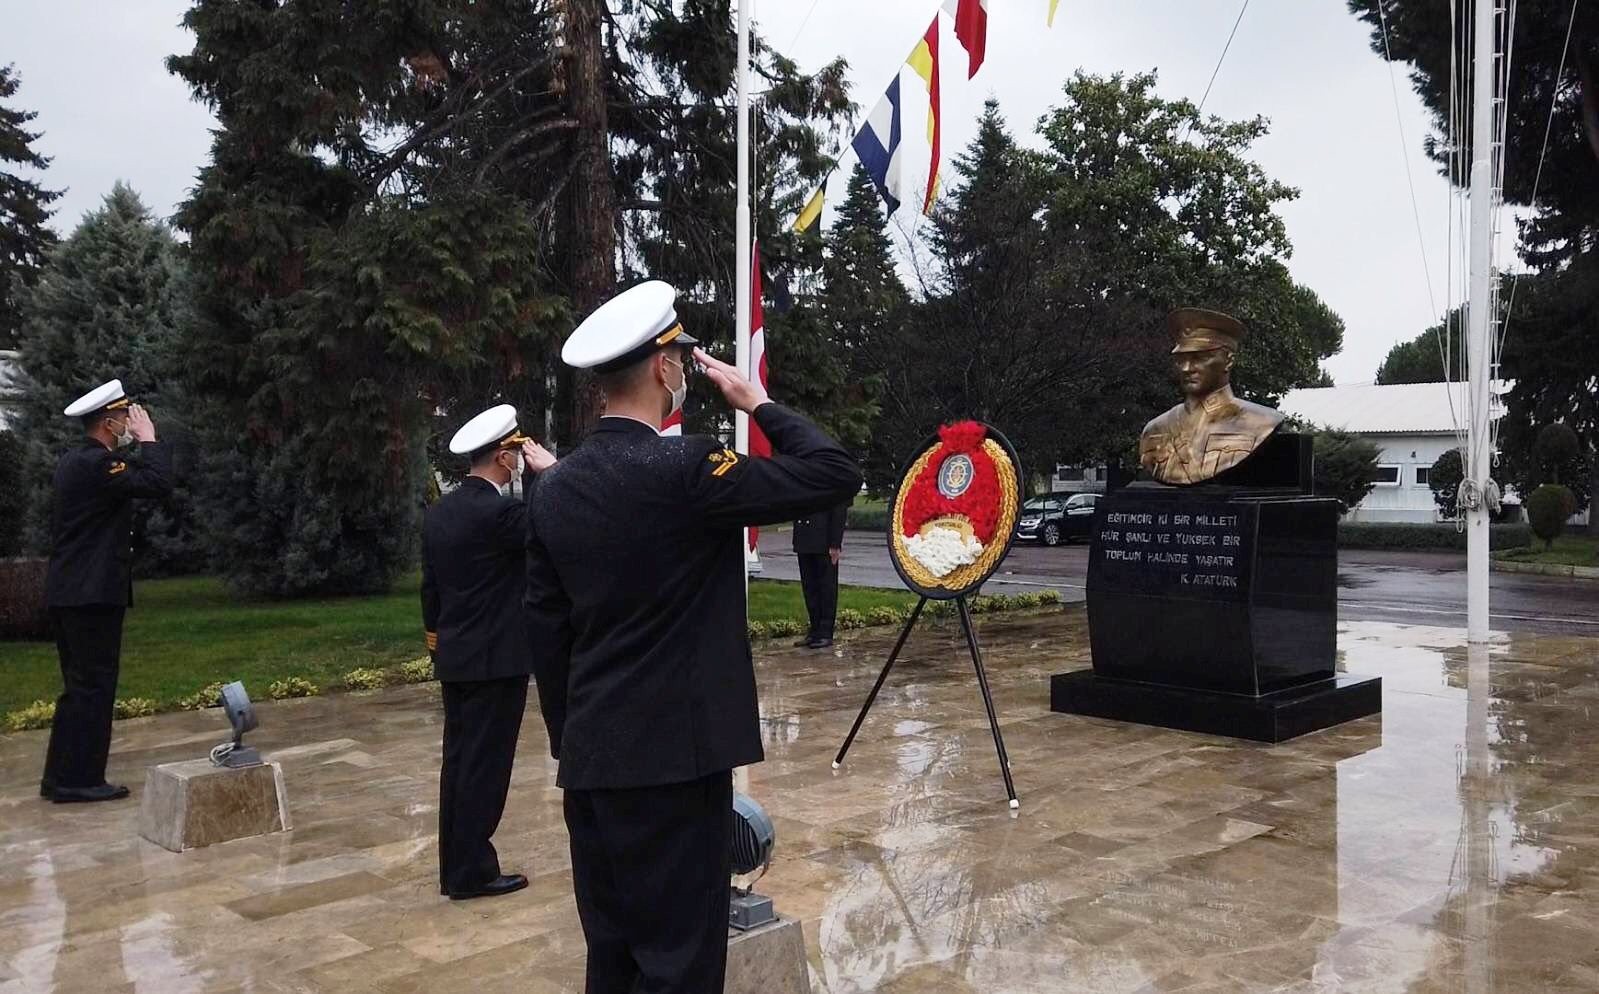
[725,915,809,994]
[138,758,290,853]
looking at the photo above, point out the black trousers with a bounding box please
[439,675,529,894]
[43,605,126,790]
[797,552,839,640]
[564,771,733,994]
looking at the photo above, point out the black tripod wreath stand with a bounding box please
[831,424,1022,810]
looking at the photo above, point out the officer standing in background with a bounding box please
[41,379,172,804]
[421,405,555,900]
[525,281,862,993]
[792,500,850,648]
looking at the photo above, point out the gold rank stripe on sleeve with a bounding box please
[425,631,438,651]
[709,449,740,477]
[108,461,127,476]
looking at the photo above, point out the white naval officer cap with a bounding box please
[63,379,131,418]
[449,404,529,457]
[561,280,699,373]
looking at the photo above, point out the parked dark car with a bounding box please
[1014,493,1100,546]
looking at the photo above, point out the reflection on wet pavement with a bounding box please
[2,608,1596,992]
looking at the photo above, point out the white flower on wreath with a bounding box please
[903,525,983,578]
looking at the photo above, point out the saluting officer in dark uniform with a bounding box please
[525,281,862,993]
[422,404,555,900]
[42,379,172,803]
[792,500,850,648]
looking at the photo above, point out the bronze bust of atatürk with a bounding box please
[1138,308,1283,486]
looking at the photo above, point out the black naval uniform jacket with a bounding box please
[421,475,538,683]
[45,440,173,608]
[524,404,863,790]
[792,501,849,555]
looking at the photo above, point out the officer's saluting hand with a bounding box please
[524,280,861,994]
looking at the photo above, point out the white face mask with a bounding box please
[110,418,133,447]
[664,357,687,417]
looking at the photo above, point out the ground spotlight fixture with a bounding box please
[209,681,262,769]
[729,792,777,930]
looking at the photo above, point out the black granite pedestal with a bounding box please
[1050,479,1381,742]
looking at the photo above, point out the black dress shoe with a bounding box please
[806,638,834,649]
[40,779,53,798]
[448,873,528,901]
[50,783,131,804]
[792,637,816,648]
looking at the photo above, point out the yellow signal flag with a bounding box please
[1048,0,1061,27]
[793,186,825,233]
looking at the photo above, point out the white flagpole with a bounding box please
[1465,0,1494,643]
[735,0,756,578]
[734,0,752,454]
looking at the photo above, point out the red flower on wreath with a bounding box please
[900,421,1002,541]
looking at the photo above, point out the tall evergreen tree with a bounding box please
[0,64,61,350]
[169,0,571,595]
[1375,308,1465,384]
[13,184,201,573]
[168,0,853,594]
[874,84,1344,484]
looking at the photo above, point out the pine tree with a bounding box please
[810,165,906,491]
[13,184,201,573]
[0,64,62,350]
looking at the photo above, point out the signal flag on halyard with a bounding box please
[851,76,905,216]
[748,241,772,551]
[793,186,825,233]
[1048,0,1061,27]
[907,17,942,213]
[943,0,987,78]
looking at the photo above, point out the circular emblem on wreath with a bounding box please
[888,421,1022,599]
[937,454,974,499]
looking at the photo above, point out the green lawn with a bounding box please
[1493,534,1599,567]
[0,575,915,716]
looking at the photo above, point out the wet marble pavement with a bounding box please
[2,608,1596,993]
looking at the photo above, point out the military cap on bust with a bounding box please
[449,404,529,458]
[63,379,132,418]
[561,280,699,372]
[1168,308,1246,354]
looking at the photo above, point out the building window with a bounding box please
[1375,465,1401,486]
[1414,466,1431,487]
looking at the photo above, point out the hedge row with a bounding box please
[2,591,1063,732]
[744,589,1062,641]
[1336,522,1531,551]
[847,507,890,532]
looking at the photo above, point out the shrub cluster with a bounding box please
[113,697,159,719]
[267,676,320,700]
[394,658,436,684]
[176,682,227,711]
[1526,484,1577,550]
[343,667,389,691]
[4,700,56,732]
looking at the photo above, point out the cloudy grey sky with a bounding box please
[8,0,1469,383]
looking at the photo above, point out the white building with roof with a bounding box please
[1279,381,1508,523]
